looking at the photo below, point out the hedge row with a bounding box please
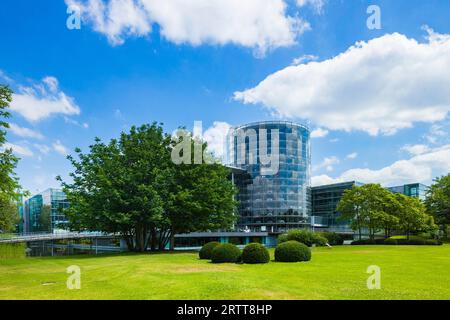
[0,243,26,259]
[278,229,328,247]
[351,238,443,246]
[199,241,312,264]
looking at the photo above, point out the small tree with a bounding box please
[0,86,23,202]
[0,195,19,233]
[425,174,450,237]
[0,85,26,233]
[338,186,365,240]
[396,194,430,240]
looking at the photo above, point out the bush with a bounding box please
[0,243,25,259]
[274,241,311,262]
[351,239,376,245]
[277,234,289,244]
[319,232,344,246]
[396,238,426,245]
[199,241,220,260]
[211,243,242,263]
[242,243,270,264]
[384,238,398,245]
[285,229,327,247]
[425,239,443,246]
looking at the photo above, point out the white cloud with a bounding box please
[297,0,325,14]
[66,0,310,56]
[292,54,318,66]
[401,144,430,156]
[34,144,51,155]
[310,127,328,138]
[425,121,449,144]
[203,121,232,161]
[8,123,44,140]
[53,140,70,156]
[64,116,89,129]
[235,28,450,135]
[2,142,34,157]
[313,156,339,172]
[312,144,450,187]
[10,76,80,122]
[346,152,358,160]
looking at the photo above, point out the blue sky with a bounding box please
[1,0,450,194]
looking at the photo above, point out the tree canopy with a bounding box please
[425,174,450,236]
[338,183,435,240]
[59,123,237,251]
[0,85,23,233]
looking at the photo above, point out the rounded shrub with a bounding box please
[242,243,270,264]
[314,235,328,247]
[199,241,220,260]
[425,239,442,246]
[277,234,289,244]
[274,241,311,262]
[211,243,241,263]
[320,232,344,246]
[351,239,376,245]
[407,238,426,245]
[286,229,327,247]
[384,238,398,245]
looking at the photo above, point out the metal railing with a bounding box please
[0,231,112,243]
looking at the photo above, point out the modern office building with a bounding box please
[311,181,364,233]
[227,121,311,234]
[311,181,429,233]
[387,183,428,200]
[24,188,70,233]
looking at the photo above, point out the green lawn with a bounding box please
[1,245,450,300]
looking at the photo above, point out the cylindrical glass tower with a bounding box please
[227,121,311,233]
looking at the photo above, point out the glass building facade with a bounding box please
[24,189,70,233]
[311,181,364,232]
[387,183,428,200]
[227,121,311,233]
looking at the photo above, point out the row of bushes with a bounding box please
[351,238,443,246]
[278,229,345,247]
[199,241,312,264]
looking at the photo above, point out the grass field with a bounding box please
[1,245,450,300]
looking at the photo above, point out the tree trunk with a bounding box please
[169,231,175,251]
[150,227,157,251]
[124,233,135,252]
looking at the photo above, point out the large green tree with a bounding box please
[59,123,237,252]
[0,85,23,233]
[425,174,450,236]
[164,133,237,250]
[59,123,171,252]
